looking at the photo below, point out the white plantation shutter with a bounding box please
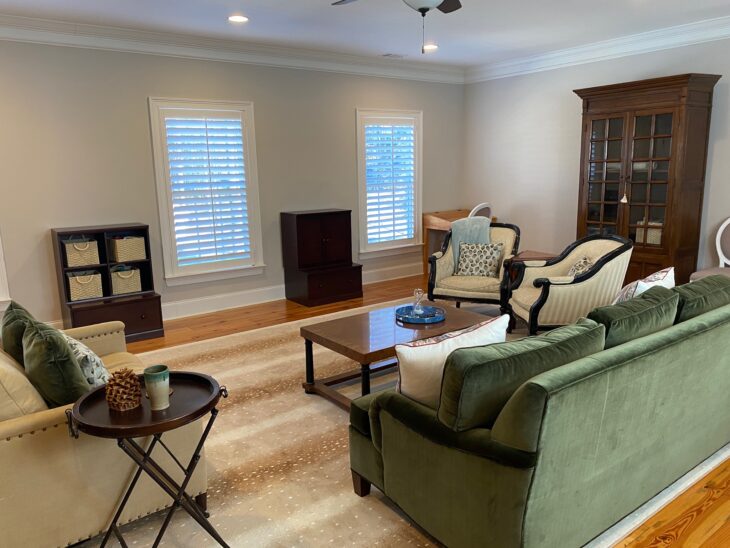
[358,110,422,253]
[164,117,250,266]
[149,99,263,282]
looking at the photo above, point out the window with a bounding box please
[149,98,264,284]
[357,109,422,255]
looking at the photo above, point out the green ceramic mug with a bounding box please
[144,364,170,411]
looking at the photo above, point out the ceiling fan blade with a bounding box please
[437,0,462,13]
[332,0,359,5]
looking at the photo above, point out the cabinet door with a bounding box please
[580,115,627,238]
[624,110,675,251]
[296,215,324,268]
[321,213,352,264]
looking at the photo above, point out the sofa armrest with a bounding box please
[369,391,536,469]
[535,275,575,286]
[0,404,71,441]
[63,321,127,356]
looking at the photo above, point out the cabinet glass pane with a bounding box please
[631,183,647,203]
[633,139,650,158]
[591,119,606,139]
[649,207,665,224]
[606,162,621,181]
[635,116,652,137]
[608,118,624,138]
[630,206,646,224]
[604,183,619,201]
[652,161,670,181]
[632,162,649,181]
[654,137,671,158]
[606,140,622,160]
[603,204,618,223]
[587,225,601,236]
[650,184,667,204]
[588,204,601,221]
[654,113,673,135]
[589,163,604,181]
[603,225,617,236]
[590,141,606,161]
[629,227,639,244]
[588,183,602,201]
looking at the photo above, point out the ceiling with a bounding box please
[0,0,729,66]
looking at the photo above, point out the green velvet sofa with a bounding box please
[349,278,730,547]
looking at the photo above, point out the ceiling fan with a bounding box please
[331,0,462,15]
[331,0,462,53]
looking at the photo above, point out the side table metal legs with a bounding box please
[101,409,229,548]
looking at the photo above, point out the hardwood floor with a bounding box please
[127,274,729,547]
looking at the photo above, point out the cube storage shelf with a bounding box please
[51,223,164,342]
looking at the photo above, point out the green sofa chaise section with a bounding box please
[349,278,730,547]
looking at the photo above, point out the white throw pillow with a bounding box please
[568,256,594,277]
[60,333,110,387]
[396,315,510,409]
[0,350,48,420]
[613,267,675,304]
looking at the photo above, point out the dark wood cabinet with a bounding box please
[281,209,362,306]
[574,74,720,283]
[51,223,164,342]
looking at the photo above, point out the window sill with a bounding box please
[165,264,266,287]
[359,243,423,260]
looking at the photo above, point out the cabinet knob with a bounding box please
[141,313,147,319]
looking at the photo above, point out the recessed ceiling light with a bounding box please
[422,43,438,53]
[228,15,249,23]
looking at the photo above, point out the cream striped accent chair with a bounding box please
[506,235,633,335]
[427,222,520,308]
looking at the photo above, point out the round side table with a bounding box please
[66,371,228,548]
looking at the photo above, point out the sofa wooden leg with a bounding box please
[195,492,208,513]
[455,302,461,308]
[351,470,371,497]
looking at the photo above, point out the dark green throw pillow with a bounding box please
[673,275,730,323]
[438,318,605,432]
[588,286,678,349]
[1,301,35,366]
[22,319,91,407]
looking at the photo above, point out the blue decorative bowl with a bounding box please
[395,305,446,324]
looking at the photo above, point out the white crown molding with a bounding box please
[0,14,466,84]
[466,15,730,83]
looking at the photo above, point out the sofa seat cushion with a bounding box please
[437,275,501,294]
[1,301,35,366]
[511,287,541,310]
[22,319,91,407]
[101,352,144,372]
[0,350,48,420]
[438,318,605,432]
[588,286,679,349]
[673,275,730,323]
[350,390,387,437]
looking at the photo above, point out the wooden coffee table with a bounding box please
[301,303,487,410]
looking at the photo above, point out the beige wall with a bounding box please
[464,39,730,267]
[0,42,465,322]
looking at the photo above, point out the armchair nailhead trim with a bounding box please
[77,329,125,341]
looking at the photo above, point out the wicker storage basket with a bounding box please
[110,237,147,262]
[67,271,103,301]
[64,239,100,267]
[111,267,142,295]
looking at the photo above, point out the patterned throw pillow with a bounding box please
[568,256,594,277]
[60,333,110,387]
[456,242,504,278]
[613,267,675,304]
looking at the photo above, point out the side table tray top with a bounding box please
[66,371,229,548]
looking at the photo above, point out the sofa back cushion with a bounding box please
[673,275,730,323]
[438,318,605,431]
[23,319,91,407]
[1,301,35,366]
[587,286,678,349]
[0,350,48,420]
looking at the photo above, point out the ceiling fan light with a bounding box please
[403,0,443,11]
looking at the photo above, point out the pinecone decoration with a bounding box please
[105,368,142,411]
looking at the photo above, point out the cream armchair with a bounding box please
[428,222,520,308]
[0,321,207,548]
[506,235,633,334]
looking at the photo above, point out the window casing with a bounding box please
[149,98,264,284]
[0,231,10,309]
[357,109,423,255]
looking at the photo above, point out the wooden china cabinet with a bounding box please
[574,74,720,283]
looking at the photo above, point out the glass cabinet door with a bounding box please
[627,111,673,248]
[584,115,625,237]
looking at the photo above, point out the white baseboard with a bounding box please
[161,284,286,321]
[362,261,423,284]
